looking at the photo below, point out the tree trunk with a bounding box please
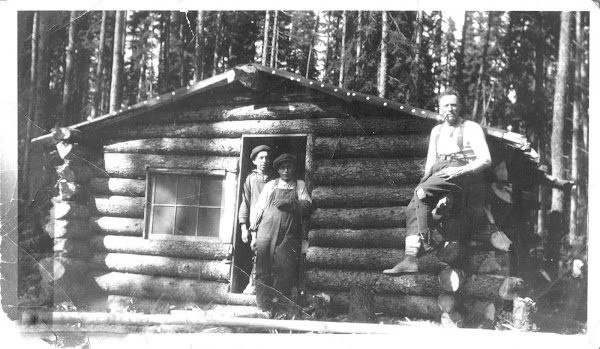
[34,12,51,130]
[90,253,231,281]
[109,11,126,113]
[270,11,278,68]
[338,11,347,88]
[262,11,270,66]
[91,216,143,236]
[90,235,232,260]
[311,185,414,208]
[548,11,571,277]
[456,12,469,96]
[91,11,108,119]
[355,10,363,78]
[194,11,204,83]
[306,11,320,79]
[308,228,406,248]
[569,11,581,247]
[136,21,149,102]
[378,11,388,98]
[61,11,78,126]
[179,12,187,86]
[212,11,222,76]
[472,12,493,122]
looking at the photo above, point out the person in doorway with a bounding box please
[250,153,312,315]
[238,145,277,294]
[383,88,492,275]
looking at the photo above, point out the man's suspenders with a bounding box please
[434,119,466,157]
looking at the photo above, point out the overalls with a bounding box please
[254,179,302,311]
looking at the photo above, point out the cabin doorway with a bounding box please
[231,134,308,293]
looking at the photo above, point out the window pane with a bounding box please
[197,208,221,237]
[175,206,198,236]
[154,175,177,205]
[200,178,222,206]
[151,206,175,235]
[177,176,200,206]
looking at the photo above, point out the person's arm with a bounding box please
[238,176,252,242]
[296,180,313,216]
[249,181,273,232]
[424,126,439,176]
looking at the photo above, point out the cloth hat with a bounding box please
[250,145,271,160]
[273,153,297,170]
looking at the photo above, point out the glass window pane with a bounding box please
[175,206,199,236]
[177,176,200,206]
[197,208,221,237]
[154,175,177,205]
[151,206,175,235]
[200,178,222,207]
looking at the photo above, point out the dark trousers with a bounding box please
[406,159,483,241]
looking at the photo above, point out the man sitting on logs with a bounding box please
[239,145,278,295]
[384,88,492,275]
[250,153,312,315]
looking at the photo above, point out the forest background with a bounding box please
[7,4,594,327]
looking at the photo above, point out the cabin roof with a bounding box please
[32,63,538,164]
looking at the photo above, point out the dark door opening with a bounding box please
[231,134,308,293]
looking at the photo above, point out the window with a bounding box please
[144,168,227,241]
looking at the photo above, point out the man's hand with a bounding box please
[241,225,251,243]
[436,166,467,180]
[250,237,257,252]
[273,198,294,210]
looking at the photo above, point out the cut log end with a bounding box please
[441,311,464,328]
[437,293,456,313]
[438,268,466,293]
[499,277,524,300]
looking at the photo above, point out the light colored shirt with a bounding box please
[424,119,491,175]
[238,170,277,225]
[250,179,312,231]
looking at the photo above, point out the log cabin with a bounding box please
[28,63,570,327]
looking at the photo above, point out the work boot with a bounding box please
[383,235,420,275]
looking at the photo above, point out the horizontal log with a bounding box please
[462,275,524,301]
[306,268,521,300]
[174,102,347,122]
[306,268,443,296]
[107,295,264,317]
[438,268,466,293]
[90,235,232,260]
[313,158,424,186]
[55,142,102,161]
[90,178,146,196]
[90,253,231,281]
[321,291,441,320]
[308,228,406,248]
[90,216,143,236]
[54,238,92,260]
[106,117,432,139]
[90,195,145,218]
[91,271,254,306]
[50,201,90,220]
[104,138,241,156]
[305,247,447,273]
[44,219,92,239]
[314,135,429,159]
[310,207,406,229]
[103,153,238,178]
[311,185,414,208]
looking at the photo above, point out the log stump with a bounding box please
[348,285,375,323]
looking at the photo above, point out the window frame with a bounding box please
[143,167,229,242]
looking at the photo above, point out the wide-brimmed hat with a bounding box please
[250,145,271,160]
[273,153,296,170]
